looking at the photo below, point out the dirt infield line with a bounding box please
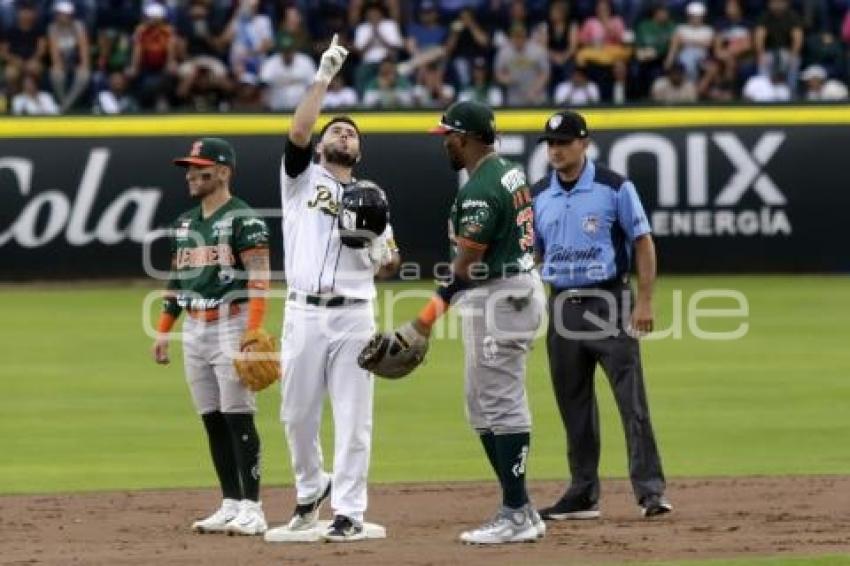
[2,476,849,566]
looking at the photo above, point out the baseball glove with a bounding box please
[233,328,281,392]
[357,322,429,379]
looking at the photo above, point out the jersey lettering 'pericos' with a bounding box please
[280,139,395,300]
[168,196,270,310]
[449,153,536,279]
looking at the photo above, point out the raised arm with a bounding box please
[289,34,348,147]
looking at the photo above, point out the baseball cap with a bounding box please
[173,137,236,168]
[54,1,75,14]
[686,1,705,16]
[429,100,496,143]
[801,64,827,81]
[143,2,166,19]
[539,110,589,143]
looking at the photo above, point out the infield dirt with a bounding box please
[2,476,849,565]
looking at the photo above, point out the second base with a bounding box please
[264,520,387,543]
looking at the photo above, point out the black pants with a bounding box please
[546,282,666,503]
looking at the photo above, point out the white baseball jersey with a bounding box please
[280,140,395,300]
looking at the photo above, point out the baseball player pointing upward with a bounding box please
[263,34,400,543]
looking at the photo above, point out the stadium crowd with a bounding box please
[1,0,849,114]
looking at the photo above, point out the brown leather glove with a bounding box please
[233,328,281,392]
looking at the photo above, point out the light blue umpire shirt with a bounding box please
[532,158,652,289]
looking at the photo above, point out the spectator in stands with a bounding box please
[611,59,630,103]
[348,0,401,29]
[575,0,630,68]
[362,56,413,107]
[665,2,714,81]
[405,1,447,57]
[259,32,316,110]
[230,70,264,110]
[277,4,311,54]
[412,60,455,107]
[223,0,274,78]
[713,0,754,85]
[175,0,228,99]
[1,0,46,95]
[94,0,139,34]
[803,29,843,77]
[92,0,135,92]
[754,0,803,88]
[843,9,850,45]
[494,23,549,106]
[635,3,677,97]
[47,0,91,113]
[353,0,403,93]
[322,73,358,107]
[11,72,59,114]
[742,60,792,100]
[800,63,848,99]
[697,57,735,100]
[554,65,600,105]
[444,7,491,88]
[457,56,503,107]
[127,2,177,110]
[534,0,579,90]
[493,0,533,49]
[93,69,138,113]
[175,61,230,111]
[651,61,698,102]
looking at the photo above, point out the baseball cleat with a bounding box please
[640,494,673,518]
[459,505,539,545]
[529,507,546,539]
[225,500,268,536]
[540,492,601,520]
[321,515,366,542]
[287,475,332,531]
[192,498,240,533]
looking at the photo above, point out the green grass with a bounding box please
[1,276,849,494]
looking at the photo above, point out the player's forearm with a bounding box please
[241,248,271,330]
[290,81,328,146]
[633,235,656,303]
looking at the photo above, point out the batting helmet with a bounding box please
[339,179,389,248]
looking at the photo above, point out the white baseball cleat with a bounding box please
[459,505,539,545]
[529,507,546,539]
[225,500,267,536]
[191,498,240,534]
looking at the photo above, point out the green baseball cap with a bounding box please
[429,100,496,143]
[173,137,236,168]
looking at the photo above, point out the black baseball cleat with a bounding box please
[640,494,673,518]
[286,477,331,531]
[321,515,366,542]
[539,493,600,520]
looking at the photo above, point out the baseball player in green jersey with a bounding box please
[151,137,272,536]
[371,101,547,544]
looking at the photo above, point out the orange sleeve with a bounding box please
[416,295,448,329]
[246,280,268,331]
[156,312,177,334]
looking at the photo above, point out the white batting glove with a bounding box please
[368,237,392,273]
[315,33,348,84]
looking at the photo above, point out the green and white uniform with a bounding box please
[450,154,545,434]
[165,196,270,414]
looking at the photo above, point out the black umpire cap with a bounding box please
[538,110,589,143]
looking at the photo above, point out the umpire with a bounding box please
[532,110,672,520]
